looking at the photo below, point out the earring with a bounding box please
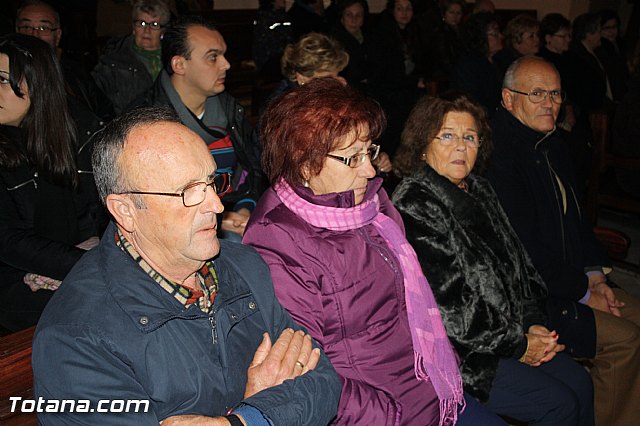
[303,180,309,188]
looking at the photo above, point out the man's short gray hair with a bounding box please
[503,55,560,89]
[92,107,180,206]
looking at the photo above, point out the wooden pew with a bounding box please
[586,109,640,223]
[0,326,37,425]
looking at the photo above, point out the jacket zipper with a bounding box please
[535,128,568,262]
[209,308,218,345]
[542,153,567,261]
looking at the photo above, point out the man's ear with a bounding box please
[171,55,187,75]
[502,88,514,111]
[105,194,137,233]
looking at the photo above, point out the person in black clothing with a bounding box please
[595,9,629,102]
[488,56,640,426]
[566,13,611,115]
[252,0,293,80]
[539,13,575,132]
[0,34,102,331]
[493,14,539,78]
[288,0,327,39]
[329,0,370,89]
[368,0,425,157]
[450,12,503,117]
[565,13,614,192]
[424,0,465,81]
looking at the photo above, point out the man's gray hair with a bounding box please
[503,55,560,89]
[92,107,180,206]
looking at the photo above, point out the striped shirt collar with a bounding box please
[115,229,218,313]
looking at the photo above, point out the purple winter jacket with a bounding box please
[243,179,440,425]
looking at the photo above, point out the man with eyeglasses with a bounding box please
[32,107,341,426]
[92,0,170,114]
[15,0,114,122]
[488,56,640,426]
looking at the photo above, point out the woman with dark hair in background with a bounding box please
[244,77,504,425]
[425,0,465,81]
[596,9,629,102]
[330,0,370,89]
[539,13,576,131]
[450,12,503,117]
[0,34,102,331]
[368,0,426,158]
[393,93,594,425]
[252,0,294,81]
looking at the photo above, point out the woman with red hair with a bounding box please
[244,78,503,425]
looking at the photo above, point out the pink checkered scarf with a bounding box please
[275,180,464,425]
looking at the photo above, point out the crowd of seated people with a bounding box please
[2,0,640,425]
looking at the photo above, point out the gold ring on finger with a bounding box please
[295,361,305,369]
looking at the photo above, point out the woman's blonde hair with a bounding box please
[281,32,349,81]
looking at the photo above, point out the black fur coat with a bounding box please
[393,165,548,401]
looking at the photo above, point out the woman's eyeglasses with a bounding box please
[133,20,165,30]
[327,144,380,168]
[435,133,482,148]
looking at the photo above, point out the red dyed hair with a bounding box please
[260,77,386,186]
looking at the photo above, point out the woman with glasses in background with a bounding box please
[0,34,103,331]
[244,78,504,425]
[92,0,170,114]
[392,93,594,425]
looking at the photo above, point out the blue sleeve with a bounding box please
[233,405,273,426]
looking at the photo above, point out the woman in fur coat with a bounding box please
[392,93,594,425]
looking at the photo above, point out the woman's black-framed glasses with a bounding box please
[132,20,165,30]
[119,172,231,207]
[327,144,380,168]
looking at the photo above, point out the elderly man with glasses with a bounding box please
[15,0,114,121]
[488,55,640,426]
[92,0,170,114]
[32,107,341,426]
